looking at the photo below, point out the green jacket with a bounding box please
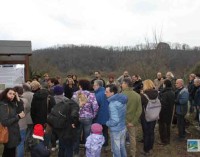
[122,88,142,126]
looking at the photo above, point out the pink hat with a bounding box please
[91,123,103,134]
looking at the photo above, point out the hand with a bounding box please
[72,124,76,128]
[15,92,20,102]
[127,123,134,127]
[18,111,25,119]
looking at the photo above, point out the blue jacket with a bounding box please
[106,93,127,132]
[175,88,189,115]
[94,87,109,124]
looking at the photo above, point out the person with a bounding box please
[93,80,109,149]
[175,79,189,141]
[188,73,196,113]
[105,84,127,157]
[22,83,34,151]
[117,71,131,85]
[72,79,99,156]
[140,80,158,156]
[49,85,79,157]
[91,71,106,88]
[14,86,29,157]
[72,75,79,88]
[132,75,143,94]
[63,77,78,99]
[40,73,49,89]
[29,124,50,157]
[0,88,25,157]
[158,79,175,145]
[47,78,59,96]
[30,80,56,125]
[85,123,105,157]
[166,71,176,91]
[154,72,164,91]
[193,78,200,127]
[30,80,56,147]
[106,74,117,86]
[121,78,142,157]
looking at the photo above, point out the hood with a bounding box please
[54,95,69,104]
[108,93,128,104]
[94,87,105,94]
[33,89,49,99]
[144,89,158,99]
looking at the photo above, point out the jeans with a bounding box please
[141,118,156,153]
[73,118,93,155]
[177,114,186,138]
[158,121,171,144]
[110,128,127,157]
[17,129,26,157]
[58,138,73,157]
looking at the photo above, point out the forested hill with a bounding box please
[30,43,200,79]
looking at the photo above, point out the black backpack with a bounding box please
[47,100,70,129]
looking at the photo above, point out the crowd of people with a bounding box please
[0,70,199,157]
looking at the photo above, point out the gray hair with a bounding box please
[94,80,103,87]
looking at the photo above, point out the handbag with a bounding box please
[0,123,8,143]
[0,106,9,143]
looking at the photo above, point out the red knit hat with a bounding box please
[32,124,44,140]
[91,123,103,134]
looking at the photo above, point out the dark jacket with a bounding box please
[94,87,109,124]
[140,89,158,120]
[0,99,23,148]
[30,139,50,157]
[51,96,79,140]
[133,80,143,94]
[194,86,200,106]
[31,89,56,125]
[63,83,78,99]
[159,87,175,124]
[188,80,196,101]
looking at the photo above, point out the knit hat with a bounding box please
[30,81,41,91]
[32,124,44,140]
[91,123,103,134]
[53,85,64,95]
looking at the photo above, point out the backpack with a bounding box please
[47,100,70,129]
[143,94,161,122]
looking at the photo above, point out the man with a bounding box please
[49,85,79,157]
[175,79,189,140]
[188,73,196,113]
[40,73,49,89]
[93,80,109,149]
[193,78,200,127]
[154,72,163,91]
[91,71,106,87]
[117,71,131,85]
[105,84,127,157]
[121,78,142,157]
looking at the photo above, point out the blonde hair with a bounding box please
[143,79,155,91]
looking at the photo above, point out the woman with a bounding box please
[159,79,175,145]
[63,77,78,99]
[0,88,25,157]
[140,80,158,156]
[72,79,99,156]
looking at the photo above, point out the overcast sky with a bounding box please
[0,0,200,49]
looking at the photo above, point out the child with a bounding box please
[85,123,105,157]
[29,124,50,157]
